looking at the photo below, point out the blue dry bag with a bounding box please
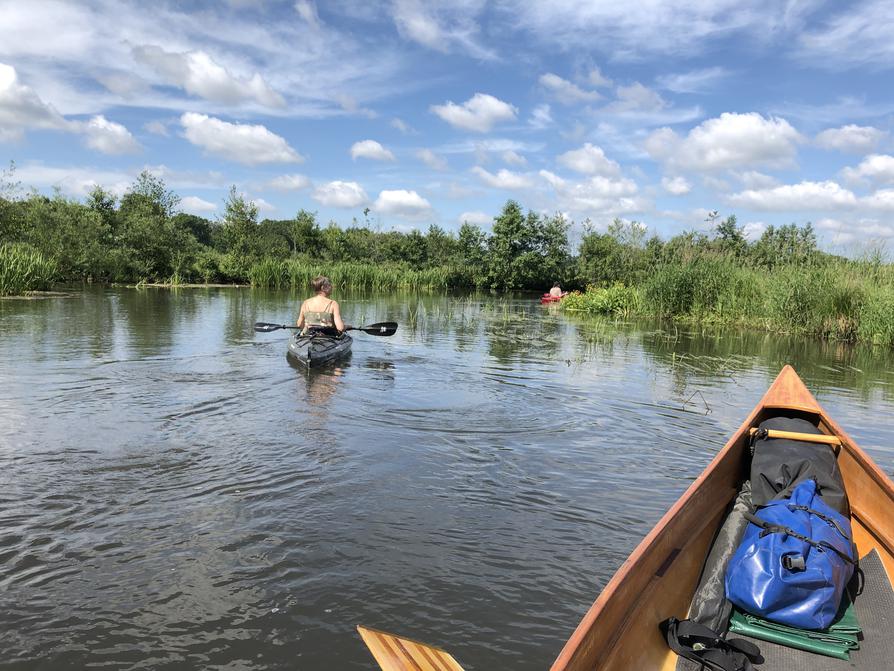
[725,478,857,630]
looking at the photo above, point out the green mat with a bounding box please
[728,594,861,661]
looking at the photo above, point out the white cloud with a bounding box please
[251,197,276,213]
[796,1,894,70]
[80,115,140,155]
[657,67,728,93]
[12,162,133,197]
[864,189,894,212]
[815,125,887,153]
[458,210,491,226]
[608,82,667,113]
[539,73,600,104]
[143,120,170,136]
[841,155,894,185]
[391,0,494,59]
[269,174,311,190]
[588,66,612,88]
[499,1,813,60]
[181,195,217,214]
[417,148,448,170]
[529,103,553,129]
[391,117,414,133]
[728,181,858,211]
[294,0,320,28]
[661,176,691,195]
[742,221,767,241]
[541,169,644,216]
[0,62,68,140]
[645,112,804,172]
[471,166,534,190]
[312,180,368,208]
[350,139,395,161]
[502,150,526,166]
[132,45,285,108]
[557,143,621,176]
[817,216,894,246]
[180,112,303,165]
[373,189,432,219]
[431,93,517,132]
[735,171,779,190]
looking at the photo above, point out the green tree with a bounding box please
[714,214,746,256]
[487,200,542,290]
[220,186,261,276]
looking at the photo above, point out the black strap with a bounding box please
[787,504,850,539]
[661,618,762,671]
[743,511,857,567]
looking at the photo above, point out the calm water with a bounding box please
[2,288,893,670]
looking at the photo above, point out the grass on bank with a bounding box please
[563,258,894,347]
[0,243,57,296]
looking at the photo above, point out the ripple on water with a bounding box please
[2,289,894,669]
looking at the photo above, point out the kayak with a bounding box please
[541,293,564,304]
[287,331,352,368]
[357,366,894,670]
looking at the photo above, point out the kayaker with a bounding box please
[549,282,565,298]
[296,276,345,334]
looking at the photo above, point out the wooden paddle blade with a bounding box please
[253,322,288,332]
[357,626,465,671]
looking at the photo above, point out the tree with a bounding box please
[220,187,261,276]
[290,209,323,256]
[487,200,542,290]
[714,214,745,256]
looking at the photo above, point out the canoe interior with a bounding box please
[550,366,894,671]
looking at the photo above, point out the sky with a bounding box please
[2,0,894,252]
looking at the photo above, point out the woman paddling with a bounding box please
[549,282,566,298]
[297,275,345,334]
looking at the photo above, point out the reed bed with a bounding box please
[0,243,57,296]
[248,259,471,291]
[565,258,894,346]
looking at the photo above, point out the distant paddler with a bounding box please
[549,282,567,298]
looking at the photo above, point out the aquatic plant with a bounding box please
[0,243,57,296]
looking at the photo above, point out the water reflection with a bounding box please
[1,287,893,671]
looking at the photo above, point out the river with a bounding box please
[1,288,893,670]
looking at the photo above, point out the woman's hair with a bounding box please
[553,281,561,288]
[312,276,333,293]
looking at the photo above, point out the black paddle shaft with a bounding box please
[253,321,397,336]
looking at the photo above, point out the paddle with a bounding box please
[253,321,398,336]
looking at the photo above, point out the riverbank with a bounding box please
[562,259,894,347]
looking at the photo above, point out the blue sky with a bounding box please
[2,0,894,251]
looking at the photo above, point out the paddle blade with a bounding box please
[254,322,287,332]
[353,321,398,337]
[357,626,466,671]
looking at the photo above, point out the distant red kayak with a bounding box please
[540,293,565,304]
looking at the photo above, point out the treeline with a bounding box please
[3,167,893,347]
[0,169,570,293]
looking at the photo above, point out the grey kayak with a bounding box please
[287,331,353,368]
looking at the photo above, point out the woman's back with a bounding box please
[303,296,335,327]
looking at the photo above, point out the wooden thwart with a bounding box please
[748,427,841,446]
[357,626,466,671]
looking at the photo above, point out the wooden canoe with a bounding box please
[550,364,894,670]
[358,365,894,670]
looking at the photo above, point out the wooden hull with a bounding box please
[550,365,894,671]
